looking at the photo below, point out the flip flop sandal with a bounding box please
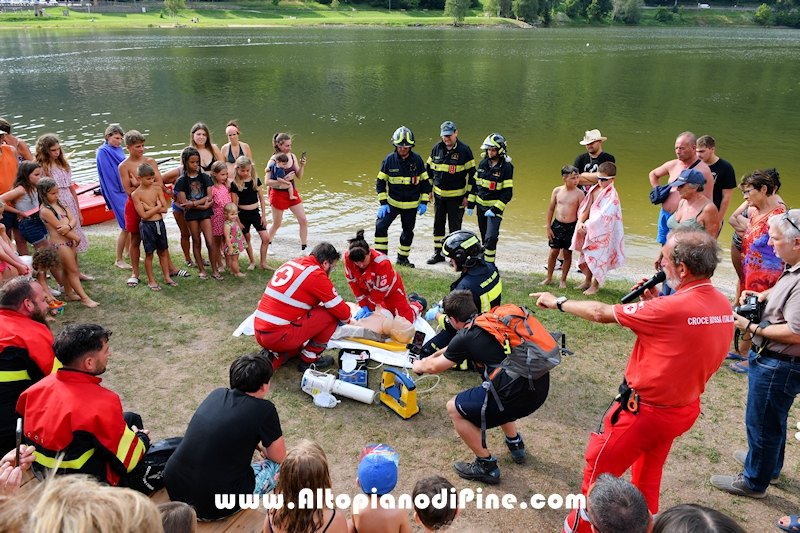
[186,260,197,268]
[126,277,139,288]
[203,259,211,267]
[726,351,746,361]
[165,280,178,287]
[148,284,161,291]
[729,362,749,373]
[174,269,191,278]
[778,515,800,532]
[211,273,224,281]
[199,273,209,281]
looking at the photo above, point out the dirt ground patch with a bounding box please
[52,236,800,532]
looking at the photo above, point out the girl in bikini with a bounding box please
[230,156,272,271]
[37,177,98,308]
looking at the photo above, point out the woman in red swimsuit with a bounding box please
[265,133,309,256]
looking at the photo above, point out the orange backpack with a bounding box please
[473,304,567,388]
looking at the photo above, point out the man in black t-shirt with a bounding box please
[412,291,549,485]
[164,352,286,520]
[574,129,615,188]
[697,135,736,229]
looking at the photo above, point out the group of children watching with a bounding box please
[0,158,98,308]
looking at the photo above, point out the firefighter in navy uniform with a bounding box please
[467,133,513,264]
[425,121,476,265]
[375,126,431,268]
[421,230,503,365]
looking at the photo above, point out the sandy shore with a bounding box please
[84,212,739,298]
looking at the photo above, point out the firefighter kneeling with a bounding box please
[412,290,561,484]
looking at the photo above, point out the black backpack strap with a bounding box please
[480,367,504,449]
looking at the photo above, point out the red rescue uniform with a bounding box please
[255,255,350,367]
[0,309,59,452]
[344,249,417,323]
[16,369,147,486]
[582,280,734,513]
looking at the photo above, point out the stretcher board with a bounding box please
[232,312,436,369]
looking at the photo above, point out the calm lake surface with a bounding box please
[1,26,799,261]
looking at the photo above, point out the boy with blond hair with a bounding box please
[132,163,174,291]
[119,130,186,288]
[542,165,585,288]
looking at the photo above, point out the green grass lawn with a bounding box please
[41,235,797,532]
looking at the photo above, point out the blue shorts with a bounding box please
[19,216,48,246]
[1,211,18,231]
[139,219,168,254]
[656,207,670,245]
[454,373,549,429]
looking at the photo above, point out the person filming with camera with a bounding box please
[711,209,800,499]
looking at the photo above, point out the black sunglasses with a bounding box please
[783,212,800,235]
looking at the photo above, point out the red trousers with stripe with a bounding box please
[255,307,339,368]
[581,398,700,514]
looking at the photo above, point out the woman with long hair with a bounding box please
[265,133,308,257]
[266,440,347,533]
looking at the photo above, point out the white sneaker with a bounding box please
[268,243,274,255]
[301,247,309,256]
[50,287,61,297]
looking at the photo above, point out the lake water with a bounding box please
[1,26,799,262]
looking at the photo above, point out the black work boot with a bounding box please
[297,354,334,372]
[505,434,526,464]
[426,252,446,264]
[453,456,500,484]
[396,255,415,268]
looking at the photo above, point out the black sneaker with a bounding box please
[505,435,526,464]
[297,355,335,372]
[453,457,500,484]
[426,253,446,265]
[408,292,427,313]
[396,256,415,268]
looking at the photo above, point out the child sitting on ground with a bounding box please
[31,245,61,305]
[348,444,411,533]
[412,476,459,532]
[222,202,247,277]
[37,177,97,307]
[157,501,197,533]
[269,152,296,201]
[542,165,585,289]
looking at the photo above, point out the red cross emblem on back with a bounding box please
[271,266,295,287]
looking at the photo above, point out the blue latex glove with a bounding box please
[377,204,390,219]
[417,203,427,216]
[466,208,474,216]
[485,210,496,218]
[425,305,440,321]
[354,306,372,320]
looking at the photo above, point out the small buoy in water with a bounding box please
[586,43,590,46]
[248,38,251,43]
